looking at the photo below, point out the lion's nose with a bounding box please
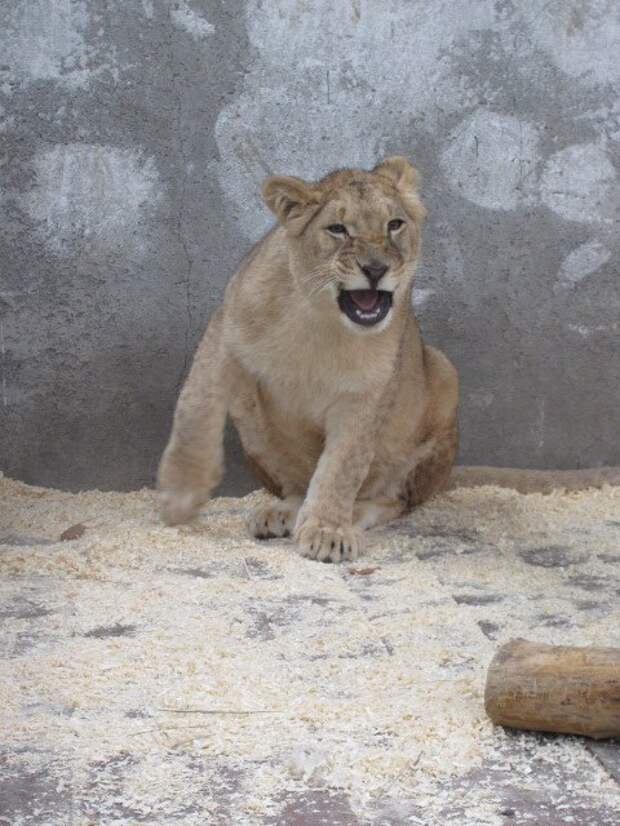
[359,260,388,287]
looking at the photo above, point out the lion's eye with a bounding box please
[327,224,348,236]
[388,218,405,232]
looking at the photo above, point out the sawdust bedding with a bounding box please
[1,468,619,824]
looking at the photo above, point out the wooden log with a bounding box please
[484,638,620,739]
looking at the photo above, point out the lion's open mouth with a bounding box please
[337,289,393,327]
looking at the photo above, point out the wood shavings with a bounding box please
[1,470,619,823]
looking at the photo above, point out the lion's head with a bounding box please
[262,156,426,332]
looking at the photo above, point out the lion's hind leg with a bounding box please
[404,423,458,507]
[350,428,457,534]
[353,497,405,530]
[403,345,459,508]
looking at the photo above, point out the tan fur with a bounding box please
[158,156,459,562]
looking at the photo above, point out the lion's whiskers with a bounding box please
[299,251,344,299]
[308,274,339,298]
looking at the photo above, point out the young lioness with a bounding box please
[158,156,458,562]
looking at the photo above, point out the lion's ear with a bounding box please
[373,156,420,194]
[373,156,426,223]
[262,175,319,225]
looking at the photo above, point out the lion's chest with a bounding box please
[258,349,349,425]
[239,326,382,427]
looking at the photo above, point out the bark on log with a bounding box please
[485,638,620,739]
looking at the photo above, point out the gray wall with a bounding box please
[1,0,618,494]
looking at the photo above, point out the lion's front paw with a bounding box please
[295,520,362,563]
[159,490,207,526]
[158,448,220,526]
[247,501,298,540]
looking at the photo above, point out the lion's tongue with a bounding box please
[349,289,379,311]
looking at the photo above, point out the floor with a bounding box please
[1,470,619,825]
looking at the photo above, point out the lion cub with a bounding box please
[158,156,458,562]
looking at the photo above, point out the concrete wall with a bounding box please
[1,0,618,494]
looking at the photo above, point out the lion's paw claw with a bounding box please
[295,521,362,563]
